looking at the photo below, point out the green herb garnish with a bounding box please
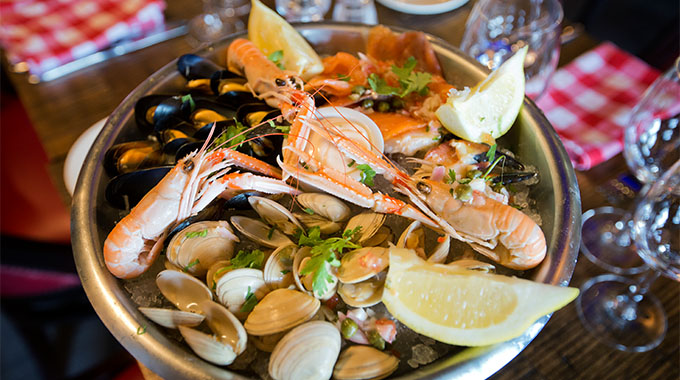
[181,94,195,111]
[183,258,200,272]
[482,154,505,181]
[240,286,258,312]
[445,169,456,184]
[268,50,285,70]
[356,164,376,186]
[267,119,290,133]
[212,118,247,149]
[280,269,290,275]
[304,207,315,215]
[486,144,497,163]
[337,73,351,82]
[231,249,265,270]
[368,57,432,98]
[185,229,208,238]
[348,159,355,167]
[137,325,147,335]
[267,227,275,240]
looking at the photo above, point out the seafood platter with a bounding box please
[72,7,581,380]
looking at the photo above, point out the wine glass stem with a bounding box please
[614,270,660,321]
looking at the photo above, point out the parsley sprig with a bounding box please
[240,286,259,312]
[297,227,361,296]
[268,50,285,70]
[368,57,432,98]
[212,118,247,149]
[356,164,376,186]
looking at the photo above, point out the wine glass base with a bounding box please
[576,274,667,353]
[581,207,647,275]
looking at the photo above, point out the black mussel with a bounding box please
[175,141,205,162]
[236,103,279,127]
[153,95,195,132]
[216,90,258,108]
[244,120,285,166]
[223,191,262,210]
[473,148,525,170]
[190,98,238,129]
[488,171,538,185]
[135,94,175,132]
[193,119,234,141]
[210,69,244,95]
[177,54,224,80]
[105,166,172,209]
[165,199,225,244]
[160,129,196,156]
[104,140,166,177]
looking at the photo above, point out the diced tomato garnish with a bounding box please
[324,294,340,310]
[375,318,397,343]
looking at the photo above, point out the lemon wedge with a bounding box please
[381,247,578,347]
[435,46,528,143]
[248,0,323,80]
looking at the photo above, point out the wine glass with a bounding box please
[460,0,563,100]
[189,0,250,43]
[275,0,331,22]
[576,158,680,352]
[580,57,680,274]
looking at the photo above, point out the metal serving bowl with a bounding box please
[72,23,581,379]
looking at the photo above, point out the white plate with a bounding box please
[63,118,107,196]
[376,0,468,15]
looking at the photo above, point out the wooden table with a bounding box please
[5,0,678,378]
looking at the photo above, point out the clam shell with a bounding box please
[428,234,450,264]
[138,307,205,329]
[337,247,389,284]
[337,275,385,308]
[230,215,293,248]
[205,259,231,292]
[396,220,426,259]
[215,268,269,320]
[344,212,386,244]
[448,259,495,273]
[244,288,320,336]
[268,321,341,380]
[362,225,393,247]
[296,193,351,222]
[263,244,296,290]
[156,270,213,313]
[166,221,238,277]
[333,345,399,380]
[250,331,286,352]
[248,196,302,235]
[293,246,338,300]
[294,212,343,234]
[177,300,246,366]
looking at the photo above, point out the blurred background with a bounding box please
[1,0,677,379]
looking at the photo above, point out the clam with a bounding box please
[448,259,496,273]
[215,268,269,320]
[296,193,351,223]
[250,331,287,352]
[263,244,296,290]
[294,212,343,234]
[268,321,341,380]
[344,213,386,244]
[178,300,247,366]
[166,221,239,277]
[156,269,213,313]
[333,345,399,380]
[397,221,451,264]
[138,307,205,329]
[206,259,232,291]
[362,225,393,248]
[244,288,320,336]
[230,215,293,248]
[248,196,302,235]
[293,246,338,300]
[337,274,385,308]
[337,247,389,284]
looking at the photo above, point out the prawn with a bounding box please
[104,138,299,279]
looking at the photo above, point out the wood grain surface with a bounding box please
[4,0,678,379]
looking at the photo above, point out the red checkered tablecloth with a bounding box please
[536,42,660,171]
[0,0,166,78]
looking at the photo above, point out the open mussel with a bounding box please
[104,139,166,176]
[177,54,224,81]
[236,103,280,127]
[105,166,172,209]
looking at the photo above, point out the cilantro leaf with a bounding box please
[368,57,432,98]
[212,118,247,149]
[445,169,456,184]
[391,57,418,79]
[240,286,258,312]
[268,50,285,70]
[298,226,324,247]
[356,164,376,186]
[230,249,265,270]
[368,73,401,96]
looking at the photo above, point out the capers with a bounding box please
[466,169,483,179]
[341,318,358,339]
[352,85,366,95]
[455,184,472,201]
[391,97,404,109]
[376,101,390,112]
[492,182,505,193]
[362,99,374,109]
[367,330,385,350]
[349,93,361,101]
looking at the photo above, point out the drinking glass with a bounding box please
[332,0,378,24]
[577,158,680,352]
[276,0,331,22]
[580,57,680,274]
[189,0,250,43]
[460,0,563,100]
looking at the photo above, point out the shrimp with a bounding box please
[414,179,546,270]
[103,141,299,279]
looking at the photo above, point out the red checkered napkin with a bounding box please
[536,42,660,171]
[0,0,166,78]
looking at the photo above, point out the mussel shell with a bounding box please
[236,103,278,127]
[177,54,224,80]
[153,96,194,132]
[191,98,238,127]
[193,119,236,142]
[210,70,244,95]
[134,94,172,132]
[159,129,195,155]
[103,139,166,176]
[105,166,172,209]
